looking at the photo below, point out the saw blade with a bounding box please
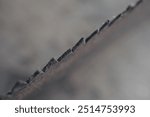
[1,0,150,99]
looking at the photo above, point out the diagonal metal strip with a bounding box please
[1,0,149,99]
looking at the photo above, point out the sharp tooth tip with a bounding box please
[85,29,98,43]
[42,57,57,72]
[72,38,84,52]
[57,49,72,62]
[32,70,40,77]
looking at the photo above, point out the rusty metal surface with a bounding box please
[1,0,150,99]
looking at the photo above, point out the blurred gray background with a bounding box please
[1,0,150,99]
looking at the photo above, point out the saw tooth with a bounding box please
[135,0,143,6]
[85,29,98,43]
[122,3,135,15]
[32,70,40,77]
[48,58,57,65]
[123,4,135,14]
[127,5,134,11]
[122,0,143,16]
[8,80,27,95]
[72,38,84,52]
[42,58,57,72]
[99,20,109,32]
[109,13,122,26]
[26,77,31,83]
[26,70,40,83]
[57,49,72,62]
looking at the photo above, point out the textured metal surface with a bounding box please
[1,0,150,99]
